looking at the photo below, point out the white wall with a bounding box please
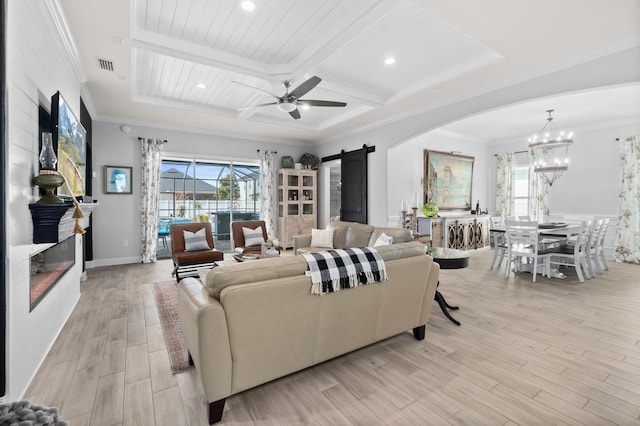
[389,131,491,225]
[5,1,83,400]
[314,45,640,228]
[89,121,313,266]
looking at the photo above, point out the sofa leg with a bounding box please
[188,351,194,366]
[208,399,226,424]
[412,325,425,340]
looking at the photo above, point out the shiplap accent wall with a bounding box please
[5,1,83,400]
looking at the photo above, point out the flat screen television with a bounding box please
[51,91,86,198]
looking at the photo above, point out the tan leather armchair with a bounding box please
[231,220,268,256]
[170,222,224,281]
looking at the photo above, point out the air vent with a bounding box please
[97,57,114,72]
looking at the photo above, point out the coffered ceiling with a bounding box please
[58,0,640,143]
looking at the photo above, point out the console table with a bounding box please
[426,215,490,250]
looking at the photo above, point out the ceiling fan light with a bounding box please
[277,101,297,113]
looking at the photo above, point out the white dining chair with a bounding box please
[547,220,592,283]
[489,216,507,269]
[585,217,604,276]
[592,216,611,273]
[504,220,552,282]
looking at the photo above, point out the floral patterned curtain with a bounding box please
[258,150,276,237]
[528,149,549,222]
[140,138,164,263]
[614,135,640,263]
[495,153,514,217]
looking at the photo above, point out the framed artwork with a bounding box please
[424,150,474,210]
[104,166,132,194]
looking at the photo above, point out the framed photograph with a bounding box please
[104,166,132,194]
[424,150,474,210]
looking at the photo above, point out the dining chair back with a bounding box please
[547,220,592,283]
[489,216,507,269]
[585,217,604,276]
[593,216,611,272]
[504,219,551,282]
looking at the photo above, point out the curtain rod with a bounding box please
[137,137,167,143]
[256,149,278,154]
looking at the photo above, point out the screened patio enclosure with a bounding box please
[158,159,261,256]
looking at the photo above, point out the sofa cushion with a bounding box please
[326,221,351,249]
[344,222,375,248]
[205,255,309,299]
[369,227,413,246]
[311,228,334,248]
[204,241,427,299]
[183,227,212,252]
[373,232,393,246]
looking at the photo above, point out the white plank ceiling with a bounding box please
[59,0,640,142]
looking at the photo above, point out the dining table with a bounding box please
[491,221,582,278]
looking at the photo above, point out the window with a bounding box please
[513,165,530,217]
[157,158,260,255]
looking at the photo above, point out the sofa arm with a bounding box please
[176,277,233,403]
[293,233,312,254]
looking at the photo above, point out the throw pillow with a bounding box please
[373,232,393,247]
[183,227,211,252]
[311,228,334,248]
[243,226,265,247]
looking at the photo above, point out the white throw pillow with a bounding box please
[243,226,265,247]
[183,227,211,252]
[373,232,393,247]
[311,228,335,248]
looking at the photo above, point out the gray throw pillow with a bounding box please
[183,228,211,252]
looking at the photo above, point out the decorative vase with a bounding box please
[281,155,294,168]
[422,201,439,217]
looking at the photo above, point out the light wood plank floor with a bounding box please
[24,249,640,425]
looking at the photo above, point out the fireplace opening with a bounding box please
[30,236,75,311]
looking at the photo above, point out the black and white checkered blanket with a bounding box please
[302,247,388,295]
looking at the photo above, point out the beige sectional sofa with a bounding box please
[177,237,439,424]
[293,220,414,254]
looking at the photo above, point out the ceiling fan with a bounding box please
[233,76,347,119]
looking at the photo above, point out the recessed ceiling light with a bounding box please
[241,1,255,12]
[384,57,396,65]
[196,83,207,89]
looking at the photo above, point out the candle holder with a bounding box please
[411,207,418,235]
[401,210,413,230]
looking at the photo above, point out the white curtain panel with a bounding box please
[140,138,164,263]
[614,135,640,263]
[495,153,514,218]
[528,150,549,222]
[258,150,276,237]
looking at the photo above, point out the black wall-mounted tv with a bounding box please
[51,91,87,198]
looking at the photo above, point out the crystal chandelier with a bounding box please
[528,109,573,186]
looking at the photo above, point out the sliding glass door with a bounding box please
[158,158,260,256]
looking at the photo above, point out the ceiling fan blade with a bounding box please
[299,100,347,107]
[289,76,321,99]
[237,102,277,111]
[231,81,279,98]
[289,109,301,120]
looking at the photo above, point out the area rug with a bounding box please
[0,400,68,425]
[152,280,193,373]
